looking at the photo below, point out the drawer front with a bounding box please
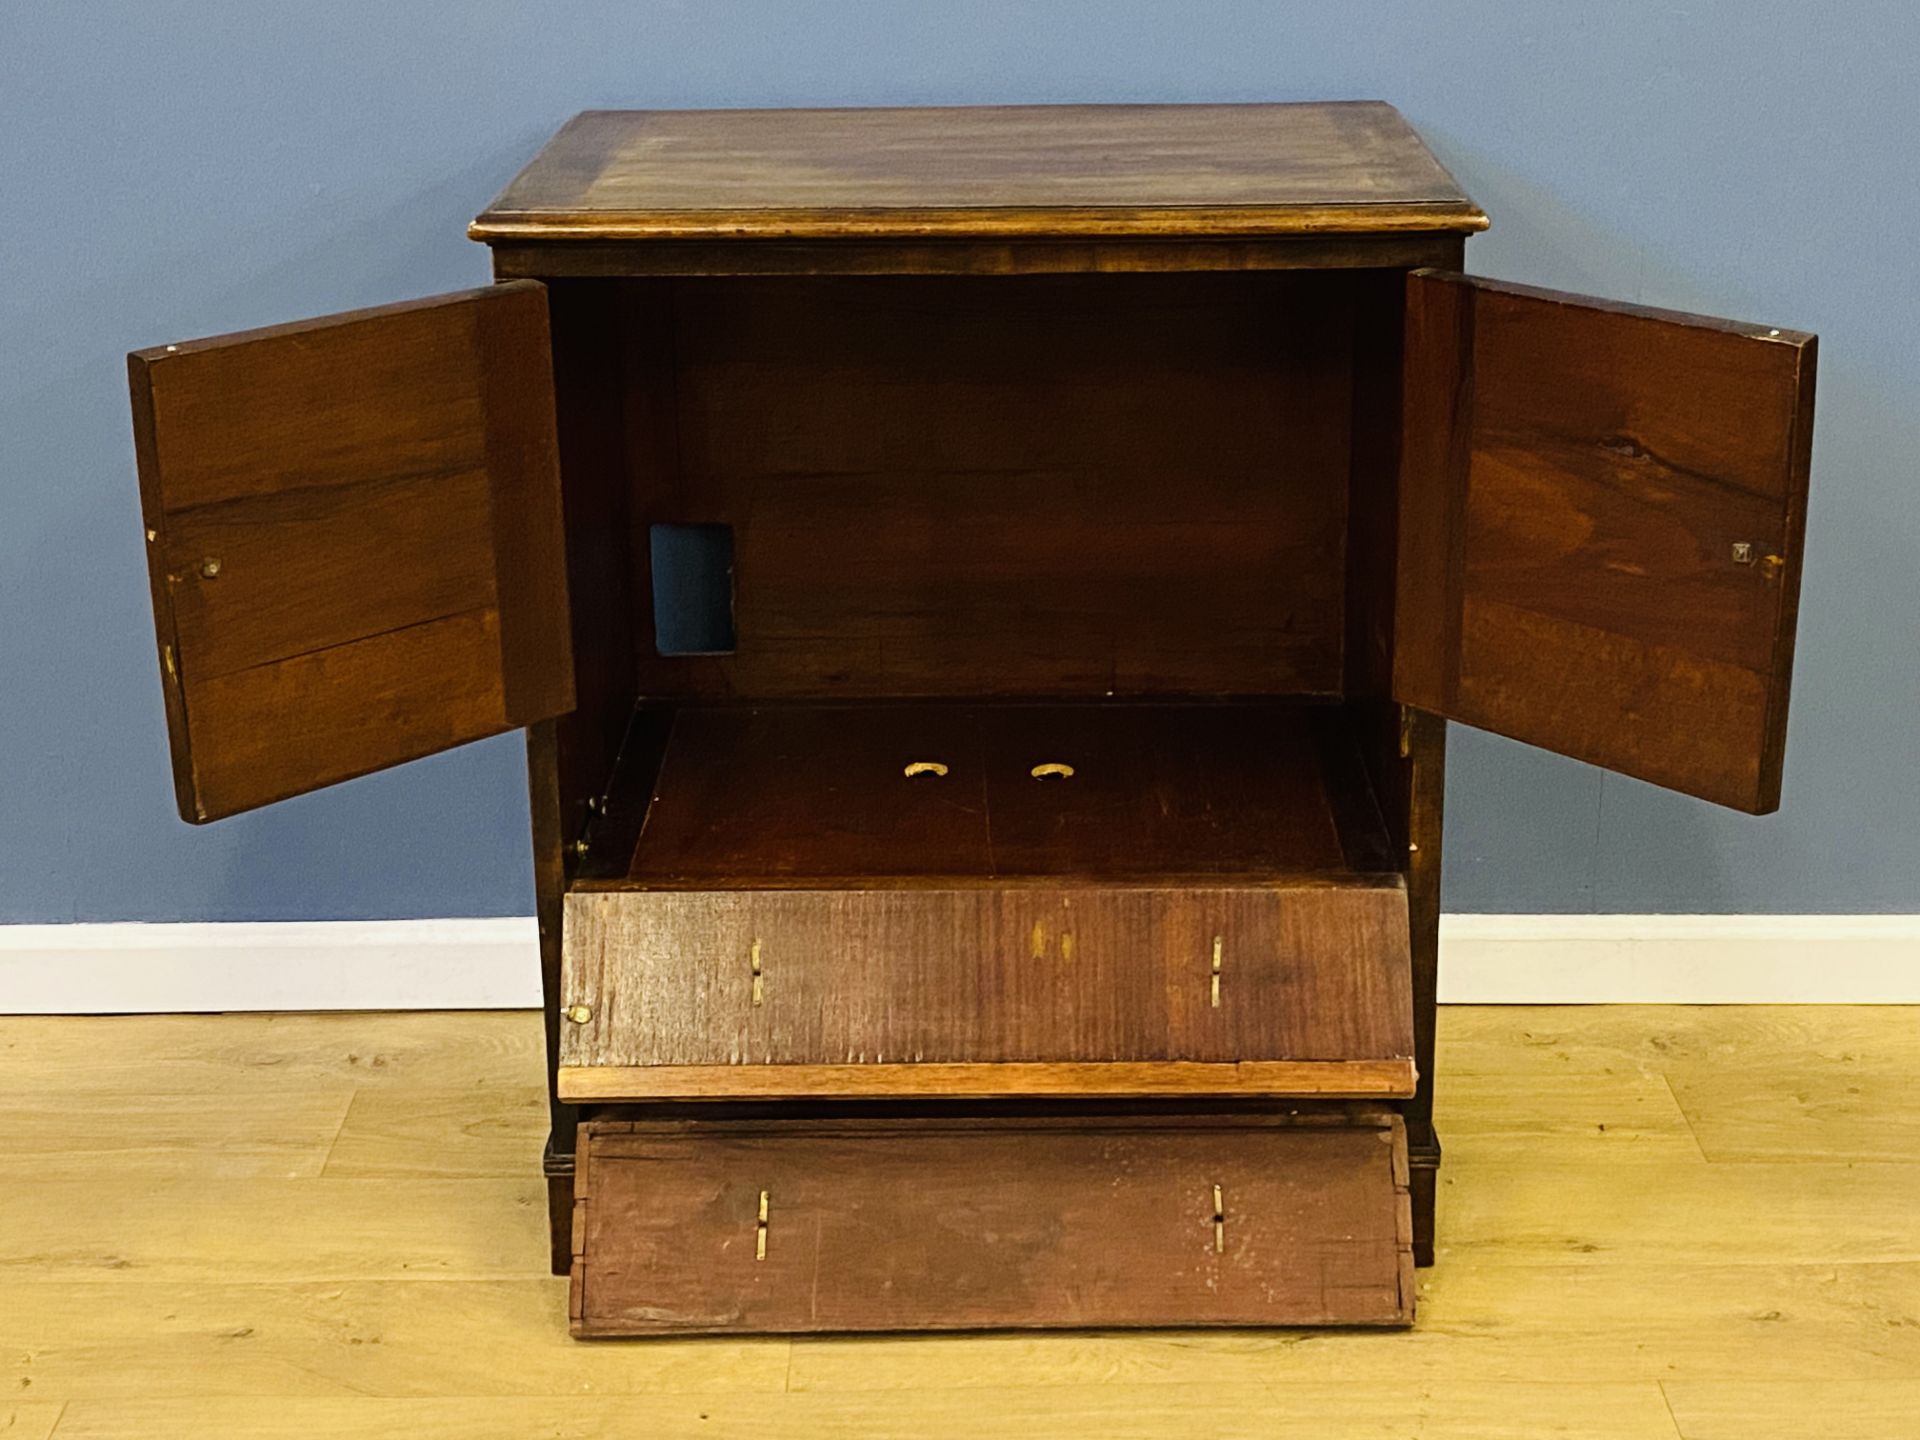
[558,881,1413,1101]
[571,1111,1413,1336]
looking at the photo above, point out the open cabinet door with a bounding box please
[1394,272,1816,813]
[129,282,574,822]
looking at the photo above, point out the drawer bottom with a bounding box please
[570,1108,1413,1336]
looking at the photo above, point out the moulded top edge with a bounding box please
[469,102,1488,244]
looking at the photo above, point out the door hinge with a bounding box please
[570,792,611,861]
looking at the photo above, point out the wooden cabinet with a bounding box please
[126,102,1817,1334]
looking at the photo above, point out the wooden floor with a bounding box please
[2,1006,1917,1438]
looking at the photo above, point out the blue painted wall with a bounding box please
[2,2,1913,920]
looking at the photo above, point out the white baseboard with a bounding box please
[0,915,1915,1014]
[0,919,541,1014]
[1439,914,1920,1003]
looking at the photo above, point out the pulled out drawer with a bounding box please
[570,1109,1414,1336]
[559,880,1414,1102]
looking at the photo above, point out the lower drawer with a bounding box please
[570,1108,1413,1336]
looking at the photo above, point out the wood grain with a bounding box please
[570,1112,1412,1335]
[559,881,1413,1086]
[470,103,1486,243]
[624,273,1361,701]
[1394,272,1817,813]
[128,283,575,821]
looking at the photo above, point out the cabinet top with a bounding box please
[469,102,1486,244]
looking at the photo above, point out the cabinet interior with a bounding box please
[545,267,1414,895]
[572,699,1397,889]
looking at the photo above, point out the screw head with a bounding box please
[200,557,222,578]
[565,1004,592,1024]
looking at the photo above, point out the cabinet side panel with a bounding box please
[539,279,645,847]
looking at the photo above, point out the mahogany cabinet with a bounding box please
[126,103,1817,1335]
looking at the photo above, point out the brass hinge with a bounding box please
[570,793,609,861]
[755,1189,770,1261]
[1398,706,1414,759]
[750,939,765,1006]
[1210,935,1223,1008]
[1212,1183,1226,1253]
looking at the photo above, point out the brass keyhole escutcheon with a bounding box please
[1030,763,1075,780]
[903,761,949,779]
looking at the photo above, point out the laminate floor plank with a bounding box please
[321,1085,547,1179]
[1438,1005,1920,1162]
[789,1261,1920,1387]
[46,1384,1682,1440]
[0,1404,63,1440]
[0,1086,354,1178]
[0,1178,552,1283]
[1435,1065,1705,1164]
[0,1281,784,1399]
[0,1011,542,1097]
[1663,1380,1920,1439]
[1437,1160,1920,1265]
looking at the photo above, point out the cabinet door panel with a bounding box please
[129,283,574,821]
[1395,271,1816,812]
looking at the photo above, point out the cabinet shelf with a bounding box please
[578,699,1397,888]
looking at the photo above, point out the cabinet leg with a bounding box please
[546,1173,573,1277]
[1409,1132,1440,1267]
[544,1134,575,1278]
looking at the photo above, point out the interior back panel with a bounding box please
[617,272,1363,701]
